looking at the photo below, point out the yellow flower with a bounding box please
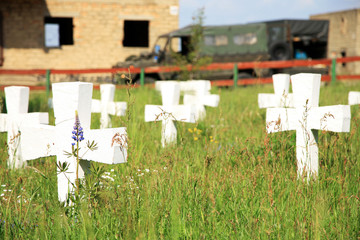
[194,137,198,141]
[188,128,193,133]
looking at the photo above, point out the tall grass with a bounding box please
[0,81,359,239]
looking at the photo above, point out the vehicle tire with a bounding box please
[237,72,252,79]
[134,76,156,85]
[269,42,291,60]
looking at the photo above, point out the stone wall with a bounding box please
[0,0,179,70]
[311,9,360,75]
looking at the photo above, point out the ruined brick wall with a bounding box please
[0,0,179,70]
[311,9,360,75]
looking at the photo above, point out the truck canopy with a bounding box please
[265,19,329,42]
[161,23,269,57]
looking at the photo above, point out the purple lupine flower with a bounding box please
[72,111,84,146]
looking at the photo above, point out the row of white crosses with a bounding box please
[155,80,220,121]
[265,73,351,179]
[0,83,128,203]
[91,84,127,128]
[0,87,49,169]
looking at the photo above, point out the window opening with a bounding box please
[123,20,149,47]
[44,17,74,47]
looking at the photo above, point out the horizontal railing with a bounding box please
[0,56,360,91]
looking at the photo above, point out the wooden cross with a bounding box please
[145,82,196,147]
[0,86,48,169]
[258,74,294,108]
[181,80,220,121]
[19,82,127,202]
[348,91,360,105]
[91,84,127,128]
[266,73,351,179]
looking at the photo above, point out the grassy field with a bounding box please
[0,81,359,239]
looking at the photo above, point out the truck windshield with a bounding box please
[153,37,168,52]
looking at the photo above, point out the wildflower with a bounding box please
[188,128,193,133]
[121,74,126,78]
[194,137,198,141]
[71,111,84,146]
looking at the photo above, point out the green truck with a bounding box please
[113,19,329,83]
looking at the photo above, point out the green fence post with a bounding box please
[233,63,238,87]
[46,69,52,108]
[140,68,145,86]
[46,69,51,98]
[331,58,336,84]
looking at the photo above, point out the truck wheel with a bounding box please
[135,77,156,84]
[269,42,291,60]
[238,72,252,79]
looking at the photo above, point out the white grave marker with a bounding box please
[182,80,220,121]
[155,80,220,121]
[258,74,294,108]
[19,82,127,202]
[91,84,127,128]
[348,91,360,105]
[0,86,48,168]
[266,73,350,179]
[145,82,196,147]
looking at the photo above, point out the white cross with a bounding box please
[19,82,127,202]
[181,80,220,121]
[348,91,360,105]
[266,73,351,179]
[258,74,294,108]
[145,82,196,147]
[155,80,219,121]
[91,84,127,128]
[0,86,49,169]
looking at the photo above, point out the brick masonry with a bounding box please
[0,0,179,71]
[311,9,360,75]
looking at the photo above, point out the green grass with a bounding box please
[0,81,359,239]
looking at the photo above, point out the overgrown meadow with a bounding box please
[0,81,359,239]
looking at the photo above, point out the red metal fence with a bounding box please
[0,56,360,90]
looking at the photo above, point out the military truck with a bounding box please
[113,19,329,83]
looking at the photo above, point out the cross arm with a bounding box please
[183,94,220,108]
[107,102,127,116]
[309,105,351,132]
[266,108,297,133]
[145,105,196,123]
[348,91,360,105]
[258,93,294,109]
[82,127,127,164]
[91,99,101,113]
[20,124,56,160]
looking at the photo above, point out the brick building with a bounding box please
[0,0,179,71]
[311,8,360,75]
